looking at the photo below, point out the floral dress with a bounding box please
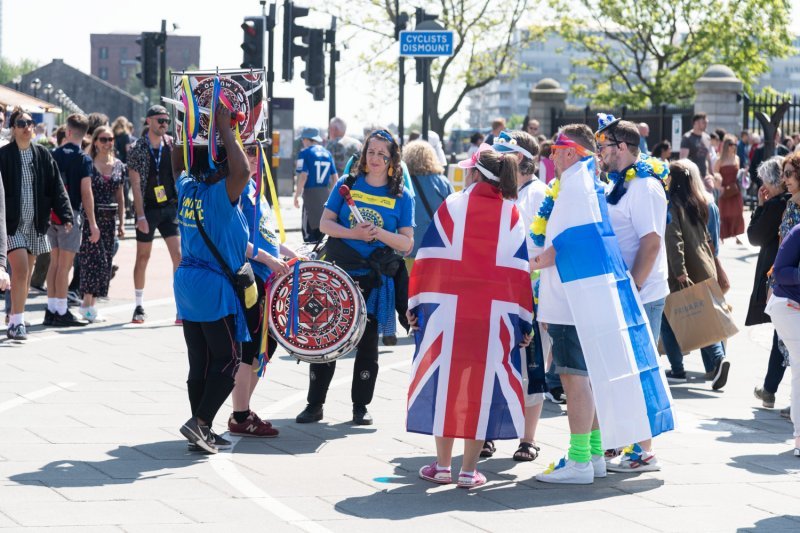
[79,160,124,297]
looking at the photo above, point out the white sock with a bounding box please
[56,299,68,315]
[135,290,144,307]
[9,313,23,327]
[436,463,451,471]
[47,298,57,313]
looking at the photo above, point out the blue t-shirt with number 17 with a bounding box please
[324,175,415,260]
[296,145,338,188]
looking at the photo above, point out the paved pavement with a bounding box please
[0,199,799,532]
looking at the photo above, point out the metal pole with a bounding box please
[159,19,168,101]
[328,17,337,122]
[265,1,276,179]
[399,57,405,146]
[421,59,429,141]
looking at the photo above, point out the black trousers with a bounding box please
[307,316,379,407]
[183,315,241,424]
[763,329,787,394]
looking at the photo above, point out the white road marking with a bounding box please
[209,359,410,533]
[0,382,76,414]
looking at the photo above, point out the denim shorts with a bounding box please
[548,324,588,376]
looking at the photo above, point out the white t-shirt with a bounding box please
[607,177,669,304]
[516,177,547,259]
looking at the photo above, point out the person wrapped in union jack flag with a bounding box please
[407,146,534,489]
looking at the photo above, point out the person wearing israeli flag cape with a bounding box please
[530,124,674,484]
[596,114,670,472]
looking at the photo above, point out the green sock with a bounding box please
[568,433,591,463]
[590,429,603,456]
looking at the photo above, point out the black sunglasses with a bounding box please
[97,137,114,143]
[156,118,171,125]
[15,119,35,128]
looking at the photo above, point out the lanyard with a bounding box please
[147,137,164,185]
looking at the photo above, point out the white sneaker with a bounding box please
[79,307,106,323]
[606,443,661,472]
[535,457,593,484]
[591,454,607,478]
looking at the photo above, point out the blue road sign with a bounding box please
[399,30,455,57]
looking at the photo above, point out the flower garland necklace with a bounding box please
[606,155,669,205]
[529,178,560,247]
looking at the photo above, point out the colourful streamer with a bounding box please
[258,142,286,243]
[207,76,221,170]
[284,260,301,339]
[180,75,199,172]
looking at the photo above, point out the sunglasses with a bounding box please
[783,169,796,178]
[155,118,170,125]
[97,137,114,143]
[15,119,35,128]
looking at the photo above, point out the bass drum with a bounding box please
[268,260,366,363]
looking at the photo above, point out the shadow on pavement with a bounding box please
[727,452,800,475]
[699,411,792,444]
[228,417,377,456]
[333,455,664,519]
[737,515,800,532]
[7,441,207,488]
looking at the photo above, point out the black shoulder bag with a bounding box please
[192,197,258,309]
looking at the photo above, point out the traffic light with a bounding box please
[241,16,265,69]
[282,0,310,81]
[300,28,325,99]
[394,11,409,41]
[136,32,158,88]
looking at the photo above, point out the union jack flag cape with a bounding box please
[407,182,533,440]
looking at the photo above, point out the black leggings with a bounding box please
[763,329,787,394]
[307,316,379,407]
[183,315,241,424]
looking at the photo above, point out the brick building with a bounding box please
[9,59,143,124]
[90,33,200,91]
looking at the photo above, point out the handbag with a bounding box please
[192,198,258,309]
[664,278,739,353]
[720,180,740,199]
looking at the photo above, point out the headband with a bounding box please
[493,136,534,160]
[475,160,500,182]
[553,133,593,156]
[371,129,395,144]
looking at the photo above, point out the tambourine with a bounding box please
[268,260,366,363]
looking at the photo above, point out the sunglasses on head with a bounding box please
[15,119,35,128]
[155,117,170,125]
[97,136,114,143]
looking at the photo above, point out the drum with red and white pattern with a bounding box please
[268,260,366,363]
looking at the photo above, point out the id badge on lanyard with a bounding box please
[149,139,167,203]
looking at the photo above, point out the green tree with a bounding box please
[325,0,537,137]
[548,0,794,108]
[0,57,40,85]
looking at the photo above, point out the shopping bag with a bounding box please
[664,278,739,353]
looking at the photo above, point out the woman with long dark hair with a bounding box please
[660,159,729,389]
[78,126,126,322]
[173,104,251,454]
[0,108,72,340]
[295,129,414,426]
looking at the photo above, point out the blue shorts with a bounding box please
[548,324,588,376]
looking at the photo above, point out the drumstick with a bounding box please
[161,96,246,124]
[339,184,365,224]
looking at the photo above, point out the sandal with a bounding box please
[513,441,540,462]
[480,440,496,458]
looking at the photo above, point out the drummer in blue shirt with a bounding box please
[172,104,251,454]
[295,129,414,426]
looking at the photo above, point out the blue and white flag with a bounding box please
[548,156,675,448]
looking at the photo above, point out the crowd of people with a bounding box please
[0,98,798,480]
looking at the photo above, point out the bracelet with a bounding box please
[137,216,146,221]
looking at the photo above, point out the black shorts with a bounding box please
[242,275,278,365]
[136,204,180,243]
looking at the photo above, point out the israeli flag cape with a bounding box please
[548,157,675,448]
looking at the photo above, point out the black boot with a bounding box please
[296,403,323,423]
[352,404,373,425]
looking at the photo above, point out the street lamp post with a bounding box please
[43,83,53,102]
[12,75,22,92]
[30,78,41,99]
